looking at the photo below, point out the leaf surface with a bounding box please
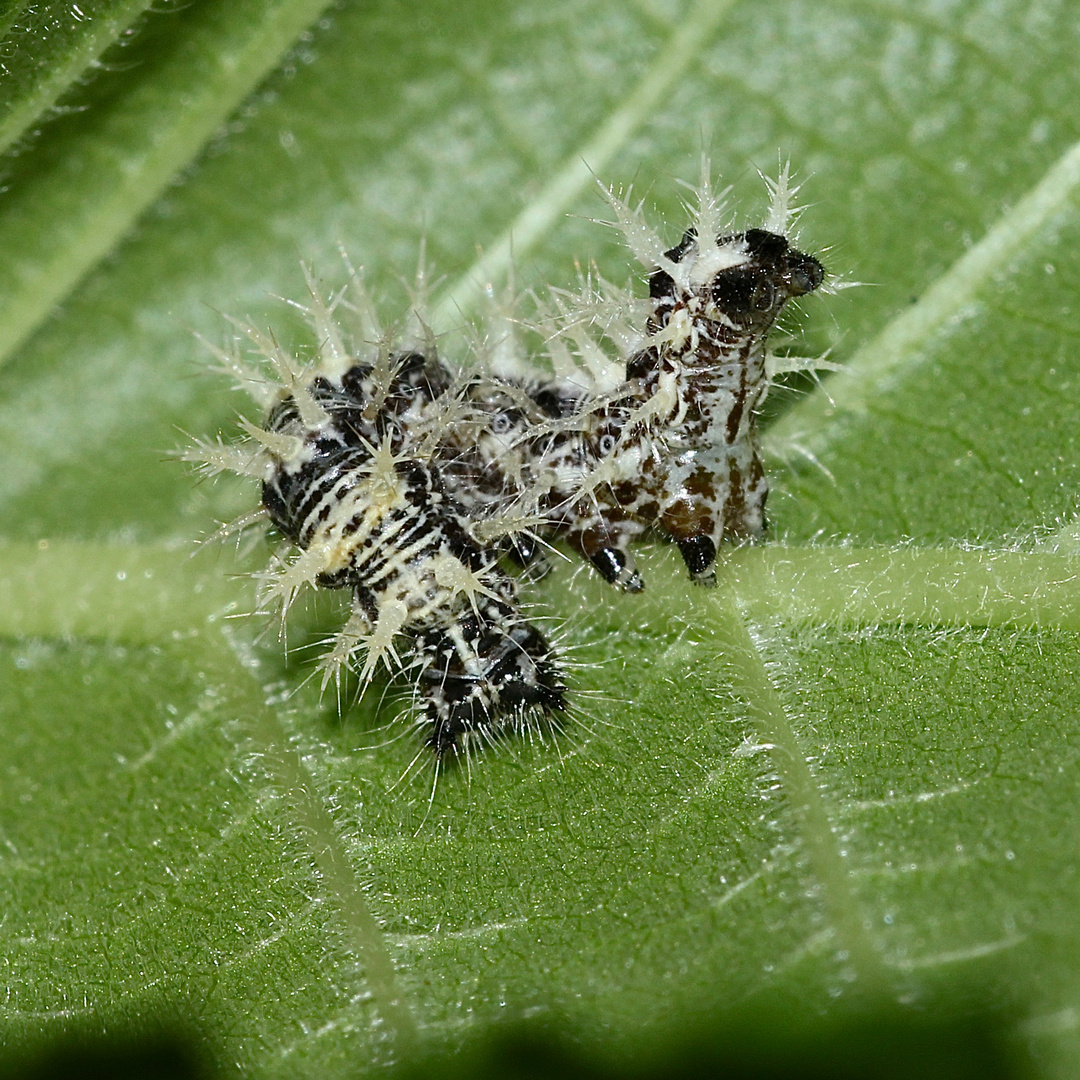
[3,1,1080,1075]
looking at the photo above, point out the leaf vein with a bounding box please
[771,135,1080,451]
[430,0,740,327]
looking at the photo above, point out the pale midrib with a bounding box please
[0,541,419,1047]
[769,135,1080,453]
[0,0,335,369]
[721,545,1080,629]
[706,593,891,992]
[209,634,420,1045]
[429,0,738,329]
[2,542,1078,639]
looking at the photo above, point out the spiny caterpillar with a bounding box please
[187,164,827,759]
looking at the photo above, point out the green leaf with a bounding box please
[3,0,1080,1076]
[0,0,335,366]
[0,0,158,157]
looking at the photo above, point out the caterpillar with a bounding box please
[186,165,827,759]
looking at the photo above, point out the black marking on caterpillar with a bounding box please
[186,163,829,759]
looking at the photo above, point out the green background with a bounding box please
[2,0,1080,1074]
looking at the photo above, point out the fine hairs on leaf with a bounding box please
[9,2,1080,1076]
[188,163,831,761]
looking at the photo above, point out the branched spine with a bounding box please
[189,165,829,757]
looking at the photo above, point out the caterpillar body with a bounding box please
[459,222,825,592]
[188,167,827,758]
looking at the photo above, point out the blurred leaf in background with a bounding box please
[2,0,1080,1076]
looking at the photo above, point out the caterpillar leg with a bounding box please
[564,518,644,593]
[658,490,724,586]
[503,531,553,581]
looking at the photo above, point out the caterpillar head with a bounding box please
[649,226,824,333]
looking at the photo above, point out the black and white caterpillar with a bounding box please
[187,165,828,758]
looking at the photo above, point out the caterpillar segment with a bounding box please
[251,346,567,756]
[190,165,831,759]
